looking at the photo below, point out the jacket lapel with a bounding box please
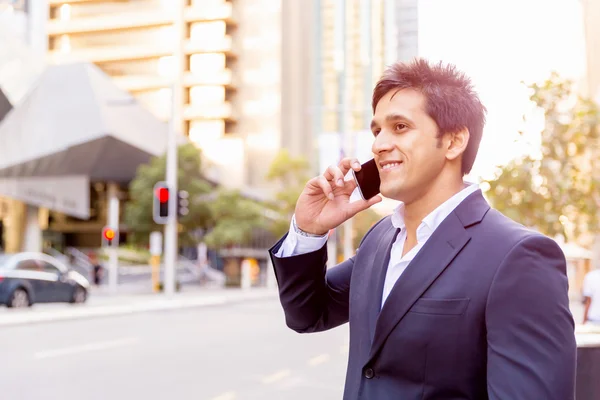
[365,224,400,344]
[365,191,489,364]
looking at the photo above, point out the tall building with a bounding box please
[301,0,418,172]
[393,0,419,63]
[582,0,600,101]
[0,0,419,252]
[32,0,284,192]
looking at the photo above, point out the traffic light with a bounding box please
[102,226,117,247]
[177,190,189,217]
[153,181,170,224]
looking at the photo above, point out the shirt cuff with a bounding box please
[275,215,329,258]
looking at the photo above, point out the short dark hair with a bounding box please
[372,58,487,175]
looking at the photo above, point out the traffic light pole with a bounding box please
[164,1,185,297]
[107,183,120,294]
[164,80,179,297]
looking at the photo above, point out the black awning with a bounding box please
[0,62,187,182]
[0,136,155,183]
[0,88,11,123]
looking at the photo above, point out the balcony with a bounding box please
[47,10,171,35]
[48,0,120,4]
[184,36,235,57]
[153,102,235,122]
[184,70,235,88]
[111,70,235,92]
[184,102,235,122]
[185,3,236,26]
[48,36,235,64]
[47,4,235,36]
[47,43,170,64]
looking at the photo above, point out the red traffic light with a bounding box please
[102,227,115,241]
[155,187,169,203]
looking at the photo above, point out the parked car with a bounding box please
[0,252,90,308]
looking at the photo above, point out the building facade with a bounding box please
[0,0,418,253]
[39,0,285,192]
[582,0,600,101]
[308,0,418,173]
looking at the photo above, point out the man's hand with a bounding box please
[294,158,383,235]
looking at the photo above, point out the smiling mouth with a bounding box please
[381,162,403,171]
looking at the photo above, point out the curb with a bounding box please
[0,290,278,327]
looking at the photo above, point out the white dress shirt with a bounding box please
[276,183,480,309]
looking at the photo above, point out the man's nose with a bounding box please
[372,131,394,154]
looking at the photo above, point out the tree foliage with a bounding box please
[124,143,213,247]
[202,189,266,249]
[124,143,266,250]
[483,72,600,244]
[265,149,312,238]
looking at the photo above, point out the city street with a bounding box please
[0,297,349,400]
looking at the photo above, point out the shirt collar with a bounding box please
[390,183,480,238]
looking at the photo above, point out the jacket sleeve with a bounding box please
[486,234,576,400]
[269,217,388,333]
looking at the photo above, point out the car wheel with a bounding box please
[71,287,87,304]
[8,288,30,308]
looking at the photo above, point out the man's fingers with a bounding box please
[338,157,362,176]
[323,165,345,187]
[315,176,335,200]
[347,195,383,216]
[344,177,358,194]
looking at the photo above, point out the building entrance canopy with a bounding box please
[0,62,185,219]
[0,88,10,123]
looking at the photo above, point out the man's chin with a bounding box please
[380,186,406,202]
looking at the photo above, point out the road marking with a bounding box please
[34,337,139,360]
[308,353,331,366]
[210,391,236,400]
[261,369,292,384]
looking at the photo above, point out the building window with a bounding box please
[189,21,226,44]
[189,53,226,74]
[189,120,225,147]
[189,85,225,106]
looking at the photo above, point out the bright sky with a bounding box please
[418,0,587,180]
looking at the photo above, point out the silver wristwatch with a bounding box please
[292,216,327,238]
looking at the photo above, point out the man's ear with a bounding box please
[445,128,469,161]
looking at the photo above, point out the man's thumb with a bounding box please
[348,195,383,216]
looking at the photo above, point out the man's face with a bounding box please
[370,89,448,204]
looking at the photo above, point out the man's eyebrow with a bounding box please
[370,113,414,129]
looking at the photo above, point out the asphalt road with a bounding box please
[0,298,349,400]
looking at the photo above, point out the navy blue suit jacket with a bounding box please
[269,190,576,400]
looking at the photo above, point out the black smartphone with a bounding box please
[351,158,381,200]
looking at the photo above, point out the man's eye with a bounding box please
[395,123,407,131]
[372,130,380,137]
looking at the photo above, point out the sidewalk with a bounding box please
[0,286,278,327]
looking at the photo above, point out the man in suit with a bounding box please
[269,58,576,399]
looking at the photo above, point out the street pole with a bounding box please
[107,183,119,294]
[336,0,354,260]
[361,0,373,129]
[164,1,185,297]
[164,82,178,297]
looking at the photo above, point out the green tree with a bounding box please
[124,143,213,247]
[483,72,600,244]
[265,149,312,237]
[202,189,266,249]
